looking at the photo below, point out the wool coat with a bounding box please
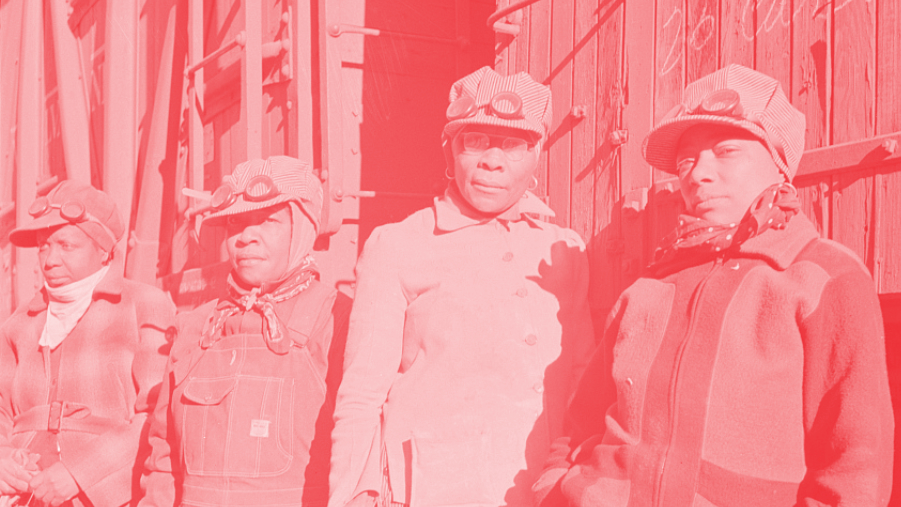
[535,213,894,507]
[328,188,595,507]
[139,277,350,507]
[0,268,176,507]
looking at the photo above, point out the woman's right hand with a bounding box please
[0,451,39,495]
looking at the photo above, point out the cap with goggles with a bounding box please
[642,64,806,180]
[9,180,124,251]
[202,156,323,233]
[443,67,552,144]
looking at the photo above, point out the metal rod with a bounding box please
[14,0,43,306]
[184,31,246,78]
[486,0,542,27]
[327,23,463,46]
[103,0,138,271]
[333,190,435,201]
[187,0,205,210]
[244,4,263,160]
[48,0,92,183]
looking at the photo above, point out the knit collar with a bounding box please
[434,183,555,232]
[28,264,124,314]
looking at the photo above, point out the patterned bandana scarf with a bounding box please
[200,255,316,354]
[651,183,801,269]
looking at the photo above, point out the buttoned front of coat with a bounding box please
[329,189,595,507]
[0,269,175,507]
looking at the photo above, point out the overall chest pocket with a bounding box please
[180,374,295,477]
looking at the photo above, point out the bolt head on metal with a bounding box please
[609,129,629,146]
[881,139,898,155]
[570,105,588,119]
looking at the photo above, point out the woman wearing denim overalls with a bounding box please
[140,157,349,507]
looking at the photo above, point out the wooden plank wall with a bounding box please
[500,0,901,325]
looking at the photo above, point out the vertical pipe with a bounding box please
[14,0,43,306]
[188,0,204,194]
[126,0,182,284]
[103,0,138,272]
[243,1,263,159]
[47,0,92,183]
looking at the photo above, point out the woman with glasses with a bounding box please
[139,157,349,507]
[0,180,175,507]
[328,67,595,507]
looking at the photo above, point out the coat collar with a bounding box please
[434,183,555,232]
[27,265,125,313]
[736,212,820,270]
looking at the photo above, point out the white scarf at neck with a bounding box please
[39,264,111,350]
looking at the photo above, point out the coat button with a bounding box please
[502,252,514,262]
[524,334,538,345]
[516,288,528,298]
[533,382,544,394]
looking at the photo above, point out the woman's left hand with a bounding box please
[29,462,79,507]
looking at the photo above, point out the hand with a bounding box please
[346,491,378,507]
[0,452,38,496]
[29,462,79,507]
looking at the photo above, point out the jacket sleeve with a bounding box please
[63,286,176,506]
[533,297,622,507]
[0,315,19,450]
[797,267,894,506]
[328,226,407,507]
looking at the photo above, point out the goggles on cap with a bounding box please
[447,91,525,122]
[210,174,281,211]
[684,88,745,119]
[28,196,119,247]
[29,197,90,223]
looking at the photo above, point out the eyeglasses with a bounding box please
[28,197,89,223]
[211,174,281,211]
[458,132,533,161]
[446,91,526,122]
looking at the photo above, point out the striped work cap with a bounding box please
[643,64,806,180]
[444,66,552,143]
[204,156,323,233]
[9,180,123,252]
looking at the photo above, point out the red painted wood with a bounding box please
[528,0,552,198]
[876,164,901,294]
[832,169,875,272]
[719,0,754,68]
[684,0,717,84]
[877,0,901,136]
[589,0,625,327]
[547,0,574,227]
[570,0,599,241]
[653,0,684,185]
[754,0,791,95]
[791,0,830,150]
[832,0,876,144]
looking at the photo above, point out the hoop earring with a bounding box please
[445,167,454,180]
[527,175,538,191]
[782,181,797,193]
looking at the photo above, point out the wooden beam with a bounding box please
[103,0,139,271]
[794,130,901,180]
[47,0,92,184]
[14,0,43,306]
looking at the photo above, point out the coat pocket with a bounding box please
[409,431,497,507]
[180,375,295,477]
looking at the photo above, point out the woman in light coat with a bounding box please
[329,67,595,507]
